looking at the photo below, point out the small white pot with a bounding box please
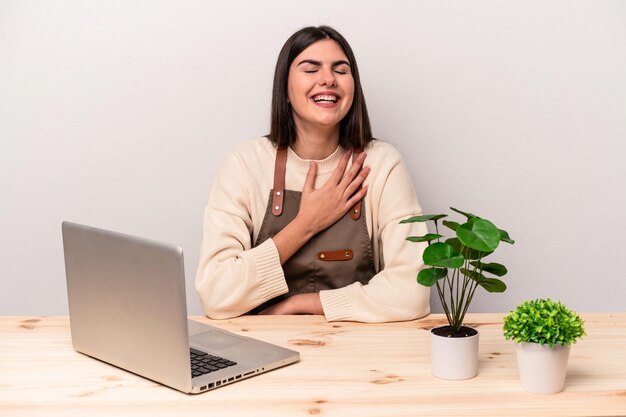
[515,342,571,394]
[430,326,479,380]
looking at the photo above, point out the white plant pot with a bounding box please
[515,342,571,394]
[430,326,479,380]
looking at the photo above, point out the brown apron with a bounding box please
[250,146,377,313]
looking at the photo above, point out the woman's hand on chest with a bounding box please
[297,150,370,236]
[271,150,370,264]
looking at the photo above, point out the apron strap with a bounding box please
[272,147,288,216]
[272,146,363,220]
[349,149,363,220]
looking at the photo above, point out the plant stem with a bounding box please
[460,259,476,325]
[450,253,465,330]
[455,269,463,321]
[455,254,468,330]
[459,280,480,324]
[435,281,452,325]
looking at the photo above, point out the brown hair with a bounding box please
[267,26,373,150]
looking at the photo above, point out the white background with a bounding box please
[1,0,625,315]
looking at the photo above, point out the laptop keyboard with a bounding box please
[190,347,237,378]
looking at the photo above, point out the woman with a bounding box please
[195,26,430,322]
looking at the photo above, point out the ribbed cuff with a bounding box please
[248,238,288,301]
[319,288,356,322]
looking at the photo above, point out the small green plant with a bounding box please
[401,207,514,334]
[503,299,586,348]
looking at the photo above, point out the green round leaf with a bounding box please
[446,238,492,260]
[456,218,501,252]
[406,234,443,243]
[417,267,447,286]
[459,269,506,292]
[450,207,478,219]
[460,268,484,282]
[423,242,464,268]
[469,261,508,277]
[499,228,515,244]
[477,277,507,293]
[442,220,460,231]
[400,214,447,224]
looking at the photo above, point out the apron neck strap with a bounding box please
[272,147,288,216]
[349,149,363,220]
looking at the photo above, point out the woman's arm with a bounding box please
[196,145,370,319]
[195,150,289,319]
[259,292,323,315]
[318,145,431,322]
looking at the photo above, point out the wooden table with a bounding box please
[1,314,625,416]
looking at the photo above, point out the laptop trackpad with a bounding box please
[190,331,246,350]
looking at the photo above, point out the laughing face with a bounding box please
[287,39,355,135]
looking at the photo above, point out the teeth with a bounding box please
[313,95,337,103]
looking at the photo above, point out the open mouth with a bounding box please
[312,94,338,104]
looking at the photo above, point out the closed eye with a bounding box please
[333,63,351,75]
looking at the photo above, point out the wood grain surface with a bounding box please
[1,313,625,416]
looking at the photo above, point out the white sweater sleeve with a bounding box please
[195,151,288,319]
[319,148,431,322]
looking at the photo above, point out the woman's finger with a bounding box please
[345,185,369,210]
[338,151,367,189]
[328,150,352,185]
[343,165,370,200]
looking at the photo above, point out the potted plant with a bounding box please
[503,298,585,394]
[401,207,514,380]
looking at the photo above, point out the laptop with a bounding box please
[62,221,299,394]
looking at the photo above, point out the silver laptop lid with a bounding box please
[62,221,192,392]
